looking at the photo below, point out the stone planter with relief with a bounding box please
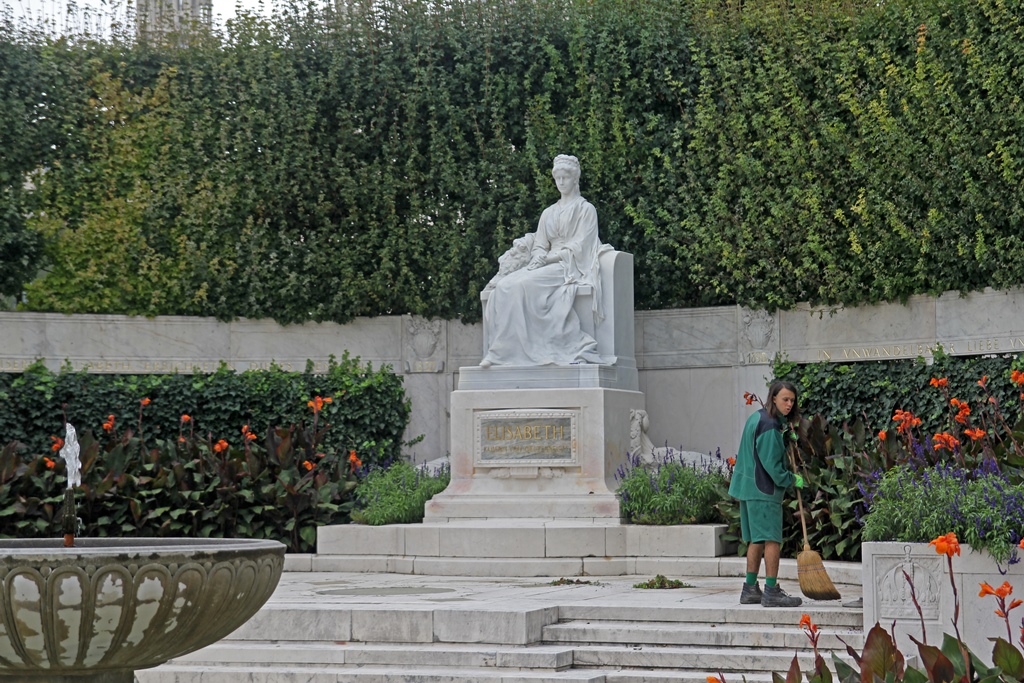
[862,541,1024,666]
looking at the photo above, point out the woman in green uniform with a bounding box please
[728,381,805,607]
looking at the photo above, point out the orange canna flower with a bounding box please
[213,439,229,453]
[727,456,736,467]
[43,456,55,469]
[930,532,961,557]
[743,391,755,406]
[707,677,723,683]
[978,375,989,388]
[307,396,333,412]
[893,409,922,435]
[878,430,887,441]
[348,450,363,471]
[181,414,191,423]
[140,397,151,406]
[50,435,64,452]
[932,432,960,452]
[302,460,314,471]
[980,582,998,597]
[930,377,948,388]
[102,415,115,432]
[241,425,257,442]
[965,428,986,441]
[178,436,186,443]
[1011,369,1024,386]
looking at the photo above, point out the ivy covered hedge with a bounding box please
[2,0,1023,321]
[774,349,1024,436]
[0,355,411,462]
[0,357,411,551]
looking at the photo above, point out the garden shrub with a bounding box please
[350,460,451,525]
[4,0,1024,320]
[615,451,728,525]
[720,352,1024,563]
[0,399,361,552]
[861,463,1024,563]
[0,353,411,464]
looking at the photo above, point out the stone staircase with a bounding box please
[138,591,863,682]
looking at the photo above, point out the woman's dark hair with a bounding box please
[766,380,801,422]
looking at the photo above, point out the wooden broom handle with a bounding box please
[788,445,811,552]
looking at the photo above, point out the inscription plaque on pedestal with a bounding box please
[475,409,577,466]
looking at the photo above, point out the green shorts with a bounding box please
[739,500,783,544]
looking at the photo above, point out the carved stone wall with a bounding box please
[3,287,1024,459]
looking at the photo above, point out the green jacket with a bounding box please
[728,408,796,503]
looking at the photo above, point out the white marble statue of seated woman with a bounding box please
[480,155,612,367]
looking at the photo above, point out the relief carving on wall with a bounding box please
[405,316,444,373]
[876,547,942,621]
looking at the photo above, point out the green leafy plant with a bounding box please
[349,460,451,526]
[550,578,598,586]
[633,575,692,589]
[0,354,412,466]
[0,393,372,553]
[6,0,1024,321]
[615,450,728,525]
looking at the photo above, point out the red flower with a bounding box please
[307,396,333,413]
[43,457,55,469]
[1011,370,1024,386]
[978,375,989,388]
[878,430,887,441]
[140,397,151,406]
[930,532,960,557]
[964,428,986,441]
[929,377,948,388]
[181,414,191,423]
[241,425,257,442]
[302,460,314,471]
[213,439,229,453]
[932,432,960,452]
[893,409,922,435]
[742,391,755,406]
[348,450,363,471]
[727,456,736,467]
[50,435,64,452]
[102,414,115,432]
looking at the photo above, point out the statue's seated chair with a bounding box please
[480,248,635,368]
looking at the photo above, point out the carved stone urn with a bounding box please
[0,537,284,682]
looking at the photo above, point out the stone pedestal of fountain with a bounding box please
[0,537,284,682]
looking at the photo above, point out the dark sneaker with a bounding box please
[761,584,802,608]
[740,582,763,605]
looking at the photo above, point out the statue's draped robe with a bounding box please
[482,195,612,366]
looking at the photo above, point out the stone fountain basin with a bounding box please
[0,537,285,680]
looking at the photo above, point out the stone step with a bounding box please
[544,619,864,650]
[172,641,577,670]
[139,663,613,682]
[556,603,863,628]
[571,644,848,673]
[139,663,790,683]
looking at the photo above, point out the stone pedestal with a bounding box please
[424,385,643,521]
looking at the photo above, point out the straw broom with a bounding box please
[787,445,840,601]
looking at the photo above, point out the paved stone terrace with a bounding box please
[140,561,866,682]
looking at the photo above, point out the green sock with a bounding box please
[745,572,758,586]
[765,577,778,587]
